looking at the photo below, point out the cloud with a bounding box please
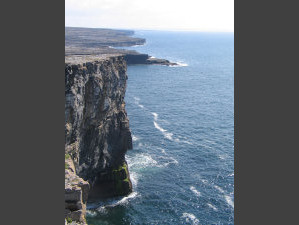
[65,0,234,32]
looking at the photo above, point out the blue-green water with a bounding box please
[87,31,234,225]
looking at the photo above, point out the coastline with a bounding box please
[65,27,178,66]
[64,27,177,224]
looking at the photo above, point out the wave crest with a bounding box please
[190,186,201,197]
[182,213,200,225]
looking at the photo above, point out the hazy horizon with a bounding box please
[66,0,234,32]
[65,25,234,33]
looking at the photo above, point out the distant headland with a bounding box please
[65,27,177,66]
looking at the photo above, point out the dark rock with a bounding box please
[65,56,133,200]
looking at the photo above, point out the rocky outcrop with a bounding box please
[65,155,89,224]
[124,53,178,66]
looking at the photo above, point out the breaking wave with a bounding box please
[214,185,225,193]
[109,192,138,207]
[190,186,201,197]
[153,121,174,141]
[151,112,158,120]
[224,195,234,208]
[133,96,145,109]
[132,135,139,142]
[182,213,200,225]
[126,153,158,169]
[170,62,188,67]
[207,203,218,211]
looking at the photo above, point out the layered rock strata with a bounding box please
[65,155,89,224]
[65,55,133,223]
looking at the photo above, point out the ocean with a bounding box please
[87,30,234,225]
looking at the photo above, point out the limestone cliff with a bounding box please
[65,155,89,224]
[65,55,133,223]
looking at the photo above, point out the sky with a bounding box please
[65,0,234,32]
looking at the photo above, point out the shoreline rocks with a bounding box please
[124,53,178,66]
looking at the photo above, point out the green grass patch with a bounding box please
[66,217,72,223]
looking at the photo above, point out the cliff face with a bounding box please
[65,155,89,224]
[65,55,133,203]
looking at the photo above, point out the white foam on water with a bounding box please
[86,210,98,217]
[218,154,227,160]
[228,172,234,177]
[214,185,225,193]
[129,171,138,188]
[132,135,139,142]
[130,44,144,47]
[207,203,218,211]
[182,140,193,145]
[126,153,158,169]
[152,112,158,120]
[137,104,145,109]
[190,186,201,197]
[176,135,194,145]
[170,62,189,67]
[153,121,166,132]
[177,62,188,67]
[200,179,209,185]
[137,143,143,148]
[152,112,178,142]
[224,195,234,208]
[133,97,144,108]
[156,146,166,154]
[169,157,179,165]
[153,121,173,141]
[159,156,179,167]
[96,206,108,214]
[111,192,138,206]
[100,192,139,209]
[182,213,200,225]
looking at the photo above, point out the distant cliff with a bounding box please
[65,27,177,66]
[65,55,133,224]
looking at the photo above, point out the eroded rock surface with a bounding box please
[65,55,133,200]
[65,155,89,224]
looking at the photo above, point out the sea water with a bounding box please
[87,31,234,225]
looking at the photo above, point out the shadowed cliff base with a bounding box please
[65,27,177,66]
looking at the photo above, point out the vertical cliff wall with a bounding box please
[65,55,133,222]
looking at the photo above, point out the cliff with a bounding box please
[65,55,133,223]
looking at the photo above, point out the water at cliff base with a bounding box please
[87,31,234,225]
